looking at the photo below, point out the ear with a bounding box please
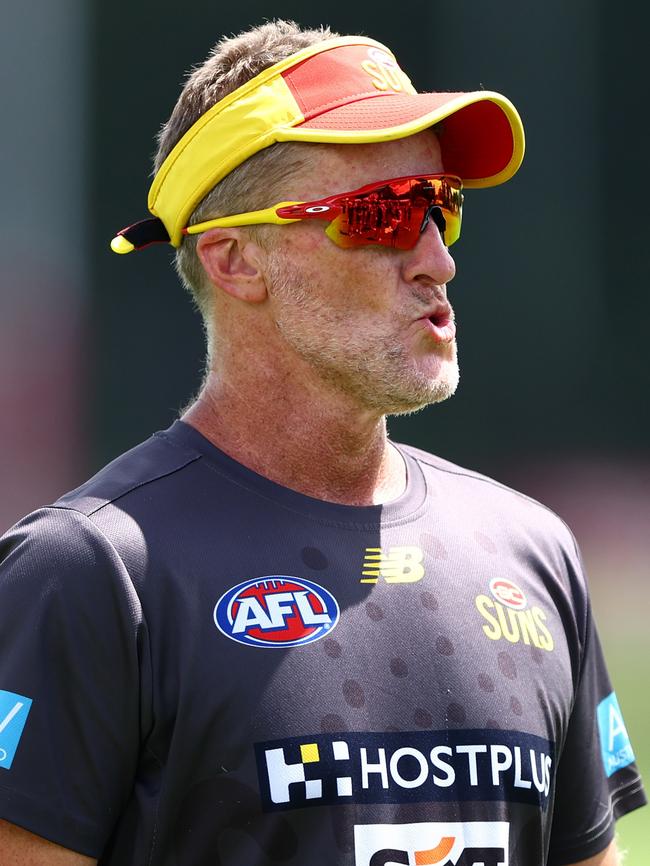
[196,228,268,303]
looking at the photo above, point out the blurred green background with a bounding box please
[1,0,647,860]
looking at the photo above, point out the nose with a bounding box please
[401,211,456,287]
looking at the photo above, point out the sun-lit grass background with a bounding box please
[499,459,649,862]
[598,622,649,861]
[542,461,650,864]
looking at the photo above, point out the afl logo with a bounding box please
[214,576,340,648]
[489,577,527,610]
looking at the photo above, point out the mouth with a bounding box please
[419,307,456,344]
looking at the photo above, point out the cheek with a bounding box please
[282,223,326,255]
[343,252,401,312]
[279,231,402,315]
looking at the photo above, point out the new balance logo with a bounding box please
[361,546,425,584]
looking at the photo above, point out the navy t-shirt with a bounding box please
[0,421,645,865]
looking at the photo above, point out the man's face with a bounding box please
[262,131,459,416]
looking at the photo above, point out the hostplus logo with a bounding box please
[354,821,509,866]
[360,547,425,584]
[255,730,553,812]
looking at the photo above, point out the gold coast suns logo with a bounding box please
[361,47,417,94]
[475,578,554,652]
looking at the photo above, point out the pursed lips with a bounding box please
[417,302,456,344]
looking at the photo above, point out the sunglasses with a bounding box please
[184,174,463,251]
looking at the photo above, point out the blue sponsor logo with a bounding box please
[255,729,554,812]
[597,692,635,778]
[0,690,33,770]
[214,576,339,648]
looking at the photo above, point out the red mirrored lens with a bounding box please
[324,176,463,250]
[276,175,463,250]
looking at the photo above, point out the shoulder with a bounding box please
[0,424,203,598]
[55,424,202,518]
[399,441,583,566]
[400,442,594,653]
[1,505,123,579]
[0,505,144,641]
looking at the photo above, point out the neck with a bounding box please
[182,368,406,506]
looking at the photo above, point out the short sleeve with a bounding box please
[0,507,144,857]
[547,600,647,864]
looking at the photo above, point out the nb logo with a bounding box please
[360,546,425,584]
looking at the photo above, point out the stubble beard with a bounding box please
[266,253,460,416]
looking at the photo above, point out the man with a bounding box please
[0,20,645,866]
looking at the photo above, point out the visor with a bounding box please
[112,35,525,253]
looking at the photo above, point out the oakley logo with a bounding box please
[360,546,425,584]
[305,205,331,213]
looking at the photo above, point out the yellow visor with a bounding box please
[112,35,525,254]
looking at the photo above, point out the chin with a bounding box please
[387,386,457,417]
[373,362,460,417]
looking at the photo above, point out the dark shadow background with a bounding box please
[90,0,649,471]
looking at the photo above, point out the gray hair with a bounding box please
[153,21,340,357]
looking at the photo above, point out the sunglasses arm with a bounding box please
[183,202,303,236]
